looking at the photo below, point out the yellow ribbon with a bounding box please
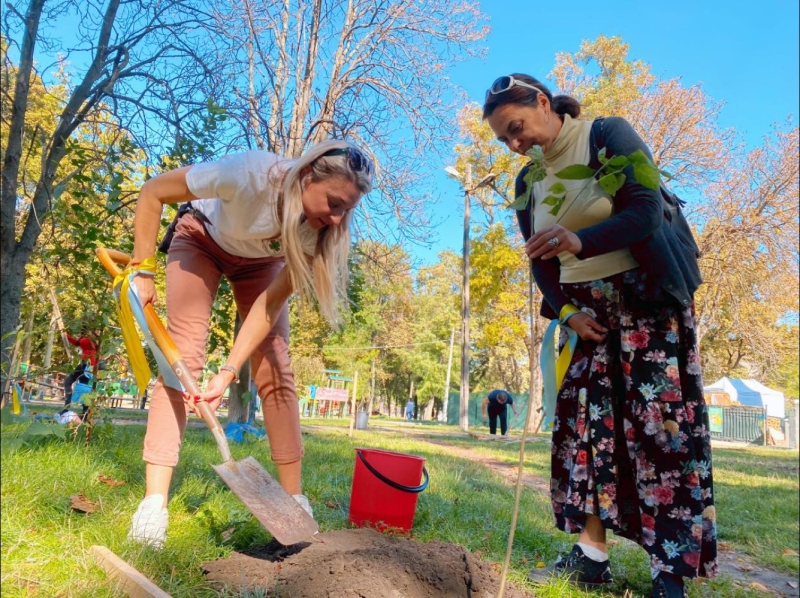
[556,304,581,389]
[113,257,157,393]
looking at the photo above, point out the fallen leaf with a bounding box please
[325,500,339,509]
[520,557,528,564]
[221,527,235,542]
[69,494,97,514]
[536,561,546,569]
[749,582,768,592]
[608,539,619,546]
[98,474,125,487]
[782,549,799,556]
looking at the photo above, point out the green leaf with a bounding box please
[598,173,626,196]
[524,163,546,187]
[597,147,608,164]
[659,168,675,181]
[547,196,566,216]
[627,149,651,165]
[608,155,629,168]
[24,421,61,437]
[633,162,661,190]
[549,182,567,194]
[524,146,544,162]
[2,437,24,451]
[555,164,595,180]
[507,192,530,210]
[541,195,561,206]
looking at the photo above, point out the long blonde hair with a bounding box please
[280,139,373,326]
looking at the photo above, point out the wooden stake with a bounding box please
[90,545,172,598]
[48,289,72,355]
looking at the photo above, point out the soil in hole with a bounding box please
[202,528,534,598]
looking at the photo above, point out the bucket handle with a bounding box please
[357,450,429,494]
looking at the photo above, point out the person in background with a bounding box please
[59,328,97,415]
[481,389,518,435]
[483,73,715,598]
[126,139,373,548]
[405,398,415,421]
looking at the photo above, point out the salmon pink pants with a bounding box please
[142,214,303,466]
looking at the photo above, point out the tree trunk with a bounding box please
[0,262,27,380]
[225,314,252,424]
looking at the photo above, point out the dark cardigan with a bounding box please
[515,116,702,320]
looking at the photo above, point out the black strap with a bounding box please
[356,450,429,494]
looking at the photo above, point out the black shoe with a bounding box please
[652,573,688,598]
[527,544,613,590]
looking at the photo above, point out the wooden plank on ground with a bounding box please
[90,545,171,598]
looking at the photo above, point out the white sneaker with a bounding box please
[292,494,314,518]
[128,494,168,548]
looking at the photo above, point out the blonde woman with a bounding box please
[127,140,373,548]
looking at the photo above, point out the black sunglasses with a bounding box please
[321,147,374,176]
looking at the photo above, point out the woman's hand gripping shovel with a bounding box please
[96,248,319,545]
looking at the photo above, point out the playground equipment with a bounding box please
[97,247,318,545]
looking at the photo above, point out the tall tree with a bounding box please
[206,0,488,244]
[1,0,219,371]
[693,121,799,383]
[469,223,535,393]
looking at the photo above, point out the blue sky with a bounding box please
[418,0,800,266]
[17,0,798,267]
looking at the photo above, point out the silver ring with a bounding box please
[548,237,560,248]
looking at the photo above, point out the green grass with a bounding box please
[1,415,793,597]
[414,432,800,577]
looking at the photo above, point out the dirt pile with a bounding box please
[202,528,534,598]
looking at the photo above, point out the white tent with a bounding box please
[703,377,786,418]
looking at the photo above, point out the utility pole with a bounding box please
[459,163,473,432]
[441,326,455,422]
[369,358,376,414]
[443,166,498,432]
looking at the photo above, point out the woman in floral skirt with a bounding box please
[483,73,717,598]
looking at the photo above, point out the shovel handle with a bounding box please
[95,248,233,462]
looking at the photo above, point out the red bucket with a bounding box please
[348,448,429,532]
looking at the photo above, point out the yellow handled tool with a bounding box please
[96,248,319,545]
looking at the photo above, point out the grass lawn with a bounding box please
[1,413,795,597]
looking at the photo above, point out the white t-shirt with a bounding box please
[186,151,317,258]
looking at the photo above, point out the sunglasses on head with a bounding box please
[321,147,374,176]
[485,75,544,102]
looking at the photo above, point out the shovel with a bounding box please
[96,248,319,545]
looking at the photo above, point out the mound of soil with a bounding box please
[202,528,534,598]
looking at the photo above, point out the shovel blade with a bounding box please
[212,456,319,545]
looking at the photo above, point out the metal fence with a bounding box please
[709,405,798,448]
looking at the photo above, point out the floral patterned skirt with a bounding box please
[552,269,718,579]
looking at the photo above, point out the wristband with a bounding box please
[559,303,581,325]
[126,257,157,278]
[219,364,239,383]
